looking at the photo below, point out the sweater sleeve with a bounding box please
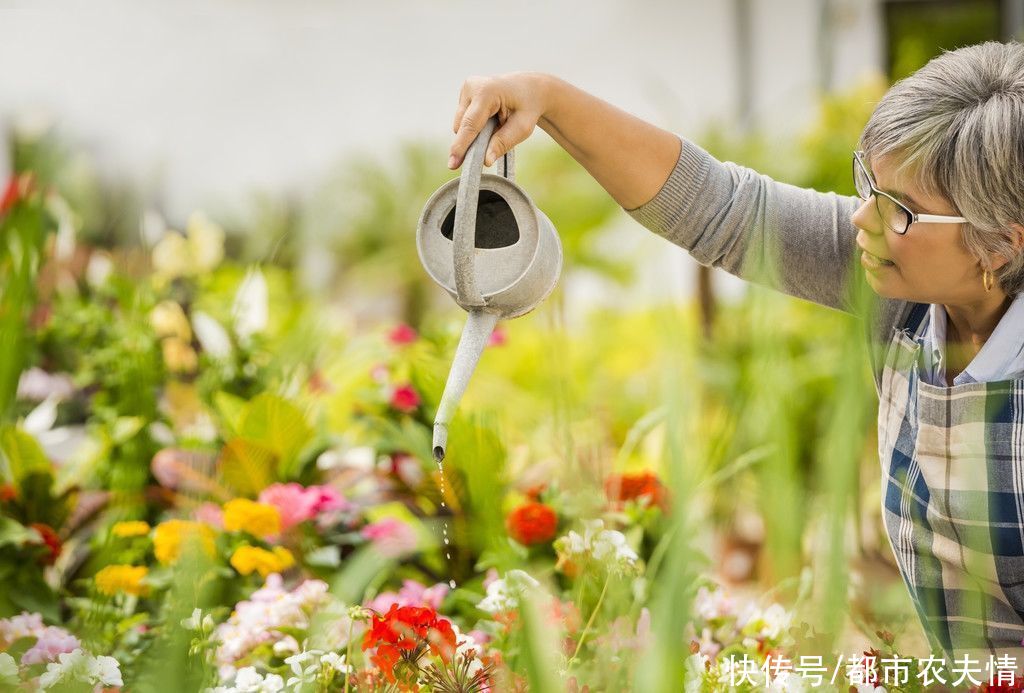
[626,136,863,314]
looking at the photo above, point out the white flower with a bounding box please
[229,667,284,692]
[477,569,540,614]
[85,250,113,287]
[192,311,233,358]
[153,231,191,280]
[87,655,123,687]
[24,394,60,436]
[233,267,269,340]
[272,636,300,657]
[683,652,708,692]
[555,520,640,574]
[182,608,204,630]
[321,651,351,673]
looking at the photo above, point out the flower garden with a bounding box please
[1,89,1021,691]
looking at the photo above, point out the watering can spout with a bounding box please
[432,309,500,463]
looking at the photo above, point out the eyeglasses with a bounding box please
[852,150,967,235]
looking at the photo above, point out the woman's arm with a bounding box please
[450,73,864,313]
[450,73,679,211]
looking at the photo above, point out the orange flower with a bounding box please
[604,470,669,511]
[505,502,557,546]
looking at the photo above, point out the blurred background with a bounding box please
[1,1,1023,688]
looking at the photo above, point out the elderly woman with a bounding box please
[449,41,1024,660]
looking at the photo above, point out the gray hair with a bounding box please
[859,41,1024,296]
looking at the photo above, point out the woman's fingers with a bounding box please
[448,96,497,169]
[484,110,536,166]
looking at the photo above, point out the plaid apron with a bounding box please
[879,302,1024,660]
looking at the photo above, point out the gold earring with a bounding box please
[983,270,995,292]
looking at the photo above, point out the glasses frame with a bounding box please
[852,150,967,235]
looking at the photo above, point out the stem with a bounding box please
[569,574,610,665]
[344,617,355,693]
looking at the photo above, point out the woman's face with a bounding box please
[850,152,988,306]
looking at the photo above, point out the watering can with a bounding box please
[417,117,562,462]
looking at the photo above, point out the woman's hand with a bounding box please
[448,72,680,210]
[449,72,554,170]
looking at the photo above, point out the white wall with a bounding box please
[0,0,882,305]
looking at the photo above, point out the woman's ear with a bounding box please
[988,224,1024,271]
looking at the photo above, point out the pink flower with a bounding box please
[258,483,350,531]
[365,579,450,614]
[0,612,45,644]
[360,517,418,558]
[389,384,420,413]
[387,324,418,345]
[194,502,224,529]
[488,327,507,347]
[20,626,80,665]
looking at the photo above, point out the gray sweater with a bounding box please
[626,136,913,391]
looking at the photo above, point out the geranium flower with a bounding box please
[389,384,421,413]
[29,523,61,565]
[505,502,558,546]
[388,323,418,345]
[361,517,418,558]
[258,483,348,531]
[366,580,450,614]
[604,470,669,511]
[21,627,81,665]
[361,604,457,684]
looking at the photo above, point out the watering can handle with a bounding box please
[452,116,515,307]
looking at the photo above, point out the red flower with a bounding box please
[980,677,1024,692]
[29,523,61,565]
[604,470,669,511]
[0,177,20,216]
[362,604,457,684]
[0,484,17,503]
[488,327,507,347]
[389,384,421,413]
[388,324,418,346]
[505,502,558,546]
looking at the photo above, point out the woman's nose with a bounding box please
[850,197,882,235]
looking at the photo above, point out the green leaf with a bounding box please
[218,437,276,497]
[0,516,37,548]
[213,391,247,438]
[238,393,312,478]
[0,425,50,483]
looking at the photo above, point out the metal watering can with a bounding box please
[417,117,562,462]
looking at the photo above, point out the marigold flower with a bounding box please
[229,545,295,577]
[153,519,216,564]
[95,565,150,597]
[389,384,421,413]
[604,470,669,511]
[505,502,558,546]
[223,498,282,537]
[111,521,151,538]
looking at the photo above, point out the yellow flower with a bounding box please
[152,231,191,280]
[95,565,150,596]
[153,520,216,565]
[186,212,225,273]
[162,338,198,374]
[112,521,151,538]
[150,301,192,341]
[229,545,294,577]
[223,499,281,538]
